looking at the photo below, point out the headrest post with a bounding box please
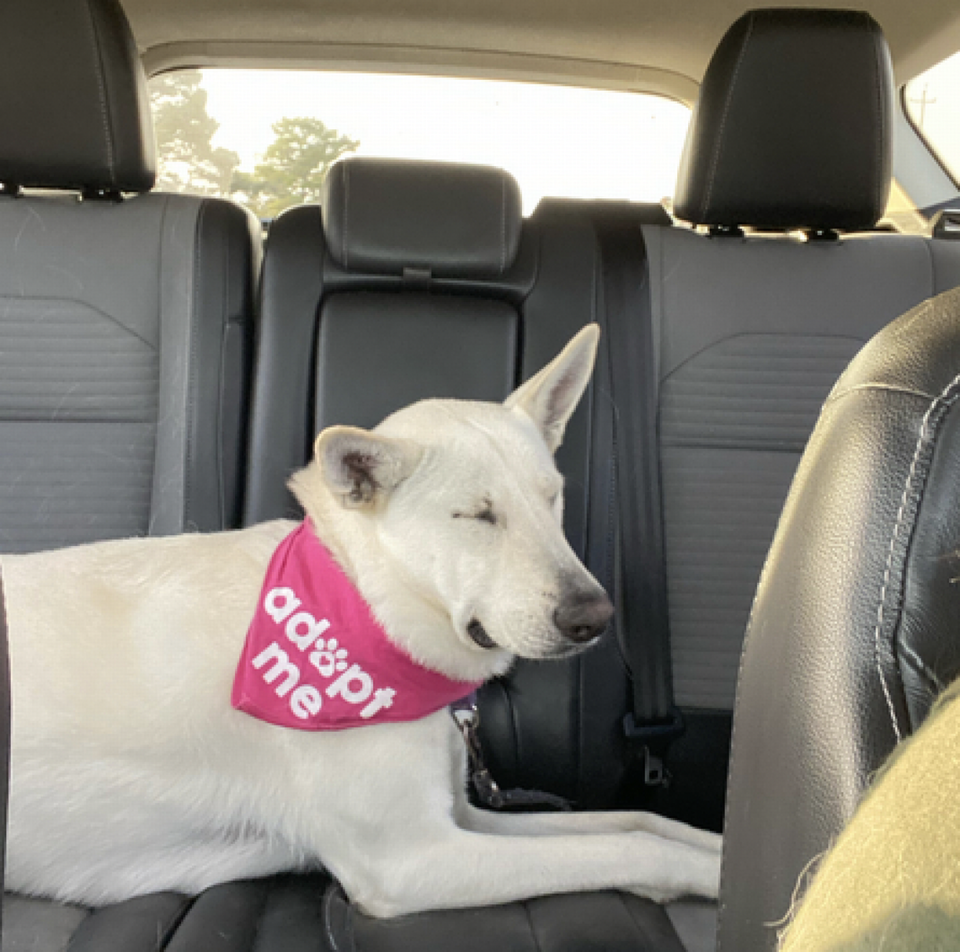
[709,225,745,239]
[805,228,841,243]
[81,187,125,204]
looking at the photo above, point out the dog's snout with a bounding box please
[553,590,614,644]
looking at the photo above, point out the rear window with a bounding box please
[905,52,960,185]
[148,68,690,217]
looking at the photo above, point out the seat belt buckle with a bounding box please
[642,749,666,787]
[623,708,685,787]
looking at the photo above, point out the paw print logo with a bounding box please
[309,638,350,678]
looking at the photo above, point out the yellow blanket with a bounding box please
[780,681,960,951]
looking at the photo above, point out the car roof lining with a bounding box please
[129,0,960,93]
[142,42,699,103]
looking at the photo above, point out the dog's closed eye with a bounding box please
[452,498,498,526]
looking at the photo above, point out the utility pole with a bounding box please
[908,83,937,129]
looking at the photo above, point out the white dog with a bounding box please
[1,324,721,917]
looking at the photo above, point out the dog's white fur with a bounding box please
[2,324,721,917]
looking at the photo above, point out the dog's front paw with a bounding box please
[624,884,687,904]
[628,847,721,904]
[699,830,723,854]
[687,847,721,900]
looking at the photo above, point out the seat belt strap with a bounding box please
[594,212,683,786]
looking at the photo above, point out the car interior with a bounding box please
[2,0,960,950]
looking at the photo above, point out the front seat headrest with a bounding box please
[0,0,156,194]
[674,8,893,232]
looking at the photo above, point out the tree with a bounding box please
[150,70,240,196]
[246,118,359,218]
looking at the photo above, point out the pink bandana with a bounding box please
[232,521,483,730]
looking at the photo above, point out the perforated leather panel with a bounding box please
[645,225,960,712]
[660,334,863,708]
[0,193,259,553]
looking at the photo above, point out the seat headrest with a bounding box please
[322,158,522,279]
[0,0,156,194]
[674,8,893,232]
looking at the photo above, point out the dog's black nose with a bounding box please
[554,591,614,644]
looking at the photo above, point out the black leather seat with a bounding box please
[0,0,260,946]
[717,285,960,951]
[634,7,960,835]
[0,0,261,554]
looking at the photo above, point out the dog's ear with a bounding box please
[314,426,423,507]
[504,323,600,453]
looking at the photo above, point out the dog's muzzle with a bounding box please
[467,618,497,649]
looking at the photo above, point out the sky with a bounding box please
[200,69,691,213]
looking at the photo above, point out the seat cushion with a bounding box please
[3,877,716,951]
[3,874,332,952]
[3,893,89,952]
[322,883,696,952]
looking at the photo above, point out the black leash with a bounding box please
[450,698,573,812]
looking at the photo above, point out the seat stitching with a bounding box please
[523,899,545,952]
[873,370,960,744]
[322,884,343,952]
[158,894,196,950]
[702,12,755,220]
[0,294,157,350]
[82,0,116,184]
[323,883,357,952]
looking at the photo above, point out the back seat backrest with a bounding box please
[646,8,960,831]
[245,160,676,805]
[0,0,261,554]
